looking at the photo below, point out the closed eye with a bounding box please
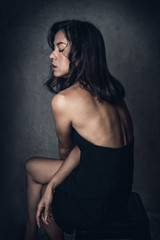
[59,42,68,53]
[59,49,65,52]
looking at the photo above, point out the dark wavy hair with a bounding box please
[44,19,125,104]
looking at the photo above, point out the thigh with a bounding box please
[25,157,64,184]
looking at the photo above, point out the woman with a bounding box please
[24,20,134,240]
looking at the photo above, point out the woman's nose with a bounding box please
[49,51,56,60]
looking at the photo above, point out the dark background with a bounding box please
[0,0,160,239]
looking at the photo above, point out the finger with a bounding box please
[41,213,49,226]
[36,204,43,228]
[36,206,41,228]
[44,205,49,223]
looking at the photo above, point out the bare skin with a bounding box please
[24,146,81,240]
[59,81,134,147]
[24,158,64,240]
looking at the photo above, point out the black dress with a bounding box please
[52,126,134,234]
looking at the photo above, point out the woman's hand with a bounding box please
[36,184,55,228]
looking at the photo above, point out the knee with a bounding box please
[24,157,37,175]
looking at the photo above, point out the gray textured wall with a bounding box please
[1,0,160,239]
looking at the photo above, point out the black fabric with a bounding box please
[58,127,134,197]
[52,126,134,234]
[74,192,152,240]
[52,187,131,234]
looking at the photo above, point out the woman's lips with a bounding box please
[52,64,57,70]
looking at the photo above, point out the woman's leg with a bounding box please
[24,157,64,240]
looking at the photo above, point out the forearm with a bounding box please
[49,145,81,189]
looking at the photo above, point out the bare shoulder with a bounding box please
[50,83,82,120]
[117,99,133,123]
[51,82,85,108]
[50,86,81,149]
[51,92,66,113]
[116,99,134,139]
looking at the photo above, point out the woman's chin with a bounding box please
[53,72,63,78]
[53,72,69,78]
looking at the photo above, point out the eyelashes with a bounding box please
[59,49,65,52]
[52,42,69,53]
[51,47,65,52]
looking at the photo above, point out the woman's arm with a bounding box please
[51,94,75,157]
[49,144,80,189]
[37,93,80,227]
[58,143,75,160]
[36,144,81,228]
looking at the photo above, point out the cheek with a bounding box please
[61,58,70,71]
[54,57,70,77]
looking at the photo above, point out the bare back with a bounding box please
[60,81,134,148]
